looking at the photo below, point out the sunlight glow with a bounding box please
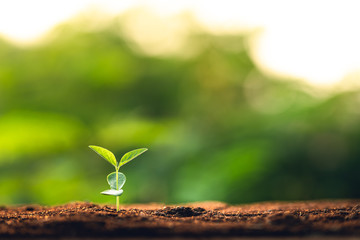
[1,0,360,87]
[121,9,191,56]
[0,0,135,42]
[247,1,360,87]
[0,1,85,42]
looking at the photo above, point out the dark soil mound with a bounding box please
[0,200,359,238]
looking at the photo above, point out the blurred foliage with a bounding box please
[1,12,360,205]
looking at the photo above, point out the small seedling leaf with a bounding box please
[118,148,148,169]
[89,145,117,167]
[107,172,126,190]
[101,189,123,196]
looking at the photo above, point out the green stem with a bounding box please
[116,167,119,211]
[116,196,119,211]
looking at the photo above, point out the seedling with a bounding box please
[89,145,148,211]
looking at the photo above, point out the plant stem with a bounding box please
[116,168,119,211]
[116,196,119,211]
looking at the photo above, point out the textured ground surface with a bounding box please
[0,200,360,238]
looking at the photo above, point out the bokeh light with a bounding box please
[2,0,360,86]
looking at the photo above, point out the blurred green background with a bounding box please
[1,11,360,206]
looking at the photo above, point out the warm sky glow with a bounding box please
[1,0,360,87]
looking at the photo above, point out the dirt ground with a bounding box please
[0,200,359,238]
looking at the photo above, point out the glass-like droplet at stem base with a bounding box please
[101,189,123,196]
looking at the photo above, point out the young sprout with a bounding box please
[89,145,148,211]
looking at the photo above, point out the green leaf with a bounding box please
[89,145,117,167]
[107,172,126,190]
[118,148,148,169]
[101,189,123,196]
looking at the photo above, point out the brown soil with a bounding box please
[0,200,360,238]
